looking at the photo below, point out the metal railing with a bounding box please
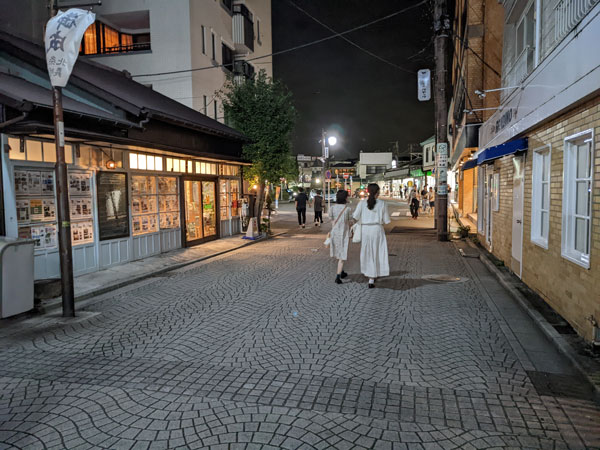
[502,45,534,100]
[554,0,598,42]
[102,42,151,54]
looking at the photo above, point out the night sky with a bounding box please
[272,0,435,160]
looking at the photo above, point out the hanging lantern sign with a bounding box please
[417,69,431,102]
[45,9,95,87]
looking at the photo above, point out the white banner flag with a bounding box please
[45,9,95,87]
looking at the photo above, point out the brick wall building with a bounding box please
[475,1,599,343]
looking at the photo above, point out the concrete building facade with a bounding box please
[83,0,272,123]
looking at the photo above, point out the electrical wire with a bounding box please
[132,0,428,78]
[451,30,501,78]
[287,0,418,74]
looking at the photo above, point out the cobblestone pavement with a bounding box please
[1,202,599,449]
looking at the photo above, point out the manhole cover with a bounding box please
[421,274,465,282]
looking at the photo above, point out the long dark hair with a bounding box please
[367,183,379,210]
[336,189,348,204]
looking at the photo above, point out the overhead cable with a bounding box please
[132,0,428,78]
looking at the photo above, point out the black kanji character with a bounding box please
[47,31,66,52]
[56,11,79,31]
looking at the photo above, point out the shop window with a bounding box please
[220,164,239,176]
[195,161,217,175]
[131,175,158,236]
[531,145,551,248]
[15,168,58,251]
[130,153,163,171]
[68,172,94,246]
[27,140,43,161]
[166,158,187,173]
[8,138,72,164]
[158,177,180,230]
[561,130,594,268]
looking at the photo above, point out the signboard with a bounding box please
[436,142,448,195]
[296,154,313,162]
[417,69,431,102]
[45,9,95,87]
[324,146,329,158]
[97,172,129,240]
[343,173,349,179]
[410,169,425,177]
[325,170,332,180]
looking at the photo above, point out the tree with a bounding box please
[219,70,298,220]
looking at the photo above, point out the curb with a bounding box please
[469,239,600,398]
[42,231,287,313]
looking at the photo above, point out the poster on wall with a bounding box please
[96,172,129,240]
[17,200,30,222]
[27,171,41,195]
[69,173,91,195]
[43,199,56,220]
[41,172,54,194]
[14,171,29,194]
[71,221,94,245]
[44,224,57,249]
[158,177,177,194]
[29,199,44,221]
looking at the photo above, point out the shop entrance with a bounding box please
[182,178,218,246]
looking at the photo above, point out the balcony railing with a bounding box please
[102,42,151,54]
[232,4,254,53]
[555,0,597,42]
[502,46,534,101]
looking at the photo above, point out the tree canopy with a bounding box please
[220,70,298,184]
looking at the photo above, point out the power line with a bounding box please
[132,0,428,78]
[287,0,416,74]
[451,31,501,78]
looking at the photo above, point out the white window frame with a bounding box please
[531,144,551,249]
[561,129,594,269]
[492,172,500,212]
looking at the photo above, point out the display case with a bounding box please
[15,169,58,250]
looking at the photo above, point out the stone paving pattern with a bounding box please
[1,208,599,449]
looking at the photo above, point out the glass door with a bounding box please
[184,180,203,244]
[202,181,217,238]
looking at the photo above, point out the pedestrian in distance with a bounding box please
[421,185,428,213]
[353,183,390,288]
[313,190,324,226]
[428,186,435,216]
[329,190,352,284]
[408,186,419,219]
[295,187,309,228]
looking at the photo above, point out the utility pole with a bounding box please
[49,0,75,316]
[434,0,450,241]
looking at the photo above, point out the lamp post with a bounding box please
[321,130,337,212]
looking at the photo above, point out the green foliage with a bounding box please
[457,225,471,238]
[220,70,298,183]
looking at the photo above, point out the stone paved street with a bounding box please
[1,201,599,449]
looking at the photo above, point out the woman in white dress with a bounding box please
[352,183,390,288]
[329,190,352,284]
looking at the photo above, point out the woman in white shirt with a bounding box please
[352,183,391,288]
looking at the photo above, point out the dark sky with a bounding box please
[272,0,435,160]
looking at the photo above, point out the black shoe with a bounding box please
[335,276,342,284]
[340,271,348,279]
[368,283,375,288]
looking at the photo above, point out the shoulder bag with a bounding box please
[351,203,362,243]
[324,205,348,247]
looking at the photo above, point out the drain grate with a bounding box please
[527,371,596,400]
[421,274,465,283]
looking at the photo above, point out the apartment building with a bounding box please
[78,0,272,122]
[448,0,504,229]
[473,0,600,343]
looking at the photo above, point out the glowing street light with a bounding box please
[327,136,337,146]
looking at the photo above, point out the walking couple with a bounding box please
[328,183,390,288]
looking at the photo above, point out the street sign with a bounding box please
[325,170,332,180]
[324,146,329,158]
[343,173,349,179]
[417,69,431,102]
[436,142,448,195]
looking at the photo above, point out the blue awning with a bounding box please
[461,159,478,171]
[477,138,528,165]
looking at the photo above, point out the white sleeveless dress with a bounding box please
[352,199,390,278]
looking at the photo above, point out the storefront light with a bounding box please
[105,159,117,170]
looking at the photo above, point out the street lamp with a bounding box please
[321,129,338,212]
